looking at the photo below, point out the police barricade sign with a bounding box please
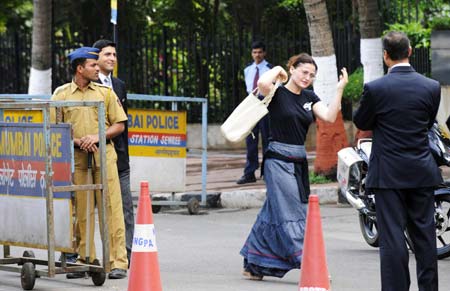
[3,109,43,123]
[128,109,186,192]
[0,122,73,251]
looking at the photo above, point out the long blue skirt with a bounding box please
[240,141,308,278]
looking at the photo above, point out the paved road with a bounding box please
[1,205,450,290]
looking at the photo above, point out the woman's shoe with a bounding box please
[242,269,263,281]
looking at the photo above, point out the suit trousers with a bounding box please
[244,114,269,176]
[118,168,135,263]
[73,145,128,270]
[374,187,438,291]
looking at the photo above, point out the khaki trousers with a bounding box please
[73,144,128,270]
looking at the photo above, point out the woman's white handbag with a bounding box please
[220,82,280,143]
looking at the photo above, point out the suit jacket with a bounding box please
[98,77,130,172]
[353,65,442,189]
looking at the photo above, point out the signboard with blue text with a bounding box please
[1,108,188,193]
[127,109,187,192]
[0,122,74,251]
[3,109,43,123]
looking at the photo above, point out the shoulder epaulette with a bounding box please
[244,62,253,69]
[266,63,273,69]
[92,82,110,88]
[53,83,71,95]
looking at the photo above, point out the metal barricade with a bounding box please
[0,94,209,215]
[128,94,208,214]
[0,98,110,289]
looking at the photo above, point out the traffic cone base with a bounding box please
[298,195,330,291]
[127,181,162,291]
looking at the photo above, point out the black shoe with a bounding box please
[108,268,127,279]
[127,251,131,269]
[59,253,78,263]
[236,174,257,185]
[66,272,86,279]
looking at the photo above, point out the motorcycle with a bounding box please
[337,122,450,259]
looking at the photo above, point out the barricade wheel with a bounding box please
[90,270,106,286]
[152,205,162,214]
[21,262,36,290]
[18,250,35,266]
[22,250,35,258]
[152,196,166,214]
[187,197,200,215]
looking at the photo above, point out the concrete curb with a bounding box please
[151,184,339,209]
[220,184,339,208]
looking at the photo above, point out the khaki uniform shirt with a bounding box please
[51,81,127,138]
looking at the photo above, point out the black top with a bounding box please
[267,85,320,145]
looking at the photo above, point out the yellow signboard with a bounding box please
[3,110,43,123]
[128,109,187,158]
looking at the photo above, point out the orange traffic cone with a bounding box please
[127,181,163,291]
[299,195,330,291]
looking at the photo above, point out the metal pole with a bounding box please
[113,23,118,78]
[98,102,110,272]
[171,101,178,111]
[3,246,10,258]
[85,152,93,265]
[201,100,208,206]
[44,105,56,277]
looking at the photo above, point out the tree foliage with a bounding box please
[0,0,32,33]
[384,22,431,48]
[343,67,363,101]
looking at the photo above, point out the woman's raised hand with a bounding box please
[277,69,288,83]
[337,67,348,90]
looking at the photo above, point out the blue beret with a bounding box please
[68,47,100,63]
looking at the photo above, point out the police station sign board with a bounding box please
[128,109,187,192]
[0,122,73,251]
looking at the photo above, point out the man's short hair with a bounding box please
[382,31,410,61]
[70,58,87,75]
[251,40,266,51]
[92,39,116,52]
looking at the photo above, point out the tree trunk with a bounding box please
[357,0,383,82]
[354,0,383,143]
[303,0,349,179]
[28,0,52,94]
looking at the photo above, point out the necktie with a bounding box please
[252,66,259,90]
[104,77,111,87]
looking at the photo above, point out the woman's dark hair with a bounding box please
[287,53,318,72]
[382,31,410,61]
[70,58,87,75]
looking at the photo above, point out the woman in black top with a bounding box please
[240,53,348,280]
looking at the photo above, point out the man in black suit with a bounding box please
[93,39,134,277]
[353,31,441,291]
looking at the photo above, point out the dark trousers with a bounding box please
[375,187,438,291]
[118,168,135,263]
[244,114,269,176]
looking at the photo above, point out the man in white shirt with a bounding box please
[237,41,272,184]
